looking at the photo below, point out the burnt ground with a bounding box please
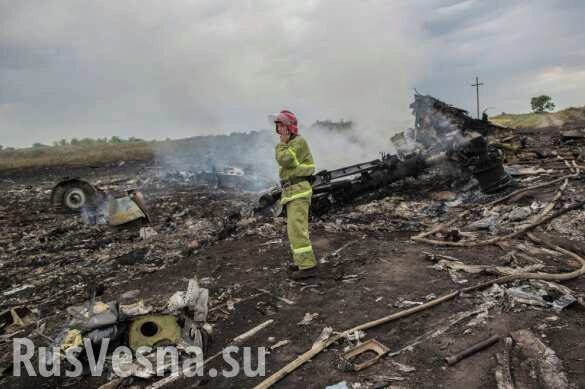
[2,126,585,389]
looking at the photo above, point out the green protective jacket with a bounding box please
[275,135,316,205]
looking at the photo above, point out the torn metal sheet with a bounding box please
[120,300,153,317]
[505,280,576,312]
[0,306,37,334]
[107,194,147,226]
[51,178,151,227]
[66,301,119,330]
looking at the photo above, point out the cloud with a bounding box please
[1,0,584,147]
[415,0,585,115]
[0,0,421,147]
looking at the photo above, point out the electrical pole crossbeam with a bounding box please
[471,76,483,119]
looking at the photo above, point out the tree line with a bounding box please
[0,136,150,151]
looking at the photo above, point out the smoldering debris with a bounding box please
[256,93,513,218]
[156,165,276,192]
[51,178,151,227]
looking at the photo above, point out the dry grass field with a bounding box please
[0,141,155,170]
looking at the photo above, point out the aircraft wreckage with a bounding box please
[256,93,514,216]
[50,178,151,226]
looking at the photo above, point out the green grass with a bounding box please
[491,106,585,129]
[490,112,545,128]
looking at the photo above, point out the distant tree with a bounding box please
[313,119,353,131]
[531,95,555,113]
[110,136,123,144]
[32,143,49,148]
[0,145,3,151]
[128,137,144,142]
[59,139,68,146]
[79,138,97,145]
[70,138,80,146]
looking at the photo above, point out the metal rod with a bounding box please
[445,334,500,365]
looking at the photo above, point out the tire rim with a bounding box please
[64,188,87,210]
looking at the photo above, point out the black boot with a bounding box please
[290,266,319,280]
[286,264,299,272]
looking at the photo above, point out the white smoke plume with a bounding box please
[149,0,422,175]
[2,0,421,156]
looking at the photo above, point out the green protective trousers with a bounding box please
[286,196,317,270]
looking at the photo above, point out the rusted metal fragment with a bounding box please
[339,338,390,371]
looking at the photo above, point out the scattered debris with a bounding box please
[312,327,333,347]
[120,300,153,317]
[233,319,274,343]
[0,306,38,335]
[257,288,295,305]
[4,93,585,388]
[505,206,533,222]
[369,375,406,383]
[561,129,585,141]
[3,285,34,297]
[393,298,424,309]
[505,280,576,312]
[344,329,367,344]
[511,329,569,389]
[325,381,351,389]
[389,307,487,357]
[494,337,514,389]
[391,361,417,373]
[270,339,290,350]
[297,312,319,326]
[140,226,158,240]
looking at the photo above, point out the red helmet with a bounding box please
[272,110,298,135]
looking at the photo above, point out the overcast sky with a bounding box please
[1,0,584,147]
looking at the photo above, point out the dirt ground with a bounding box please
[1,126,585,389]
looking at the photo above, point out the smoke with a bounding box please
[1,0,421,153]
[152,0,421,173]
[129,0,424,183]
[302,124,385,169]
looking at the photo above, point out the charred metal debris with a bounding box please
[256,93,513,217]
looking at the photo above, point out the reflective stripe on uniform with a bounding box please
[281,189,312,203]
[287,148,300,166]
[293,245,313,254]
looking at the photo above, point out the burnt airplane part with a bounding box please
[456,137,512,194]
[255,94,513,216]
[51,178,151,226]
[51,178,102,213]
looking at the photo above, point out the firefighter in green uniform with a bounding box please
[272,110,319,279]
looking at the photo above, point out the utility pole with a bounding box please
[471,76,483,119]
